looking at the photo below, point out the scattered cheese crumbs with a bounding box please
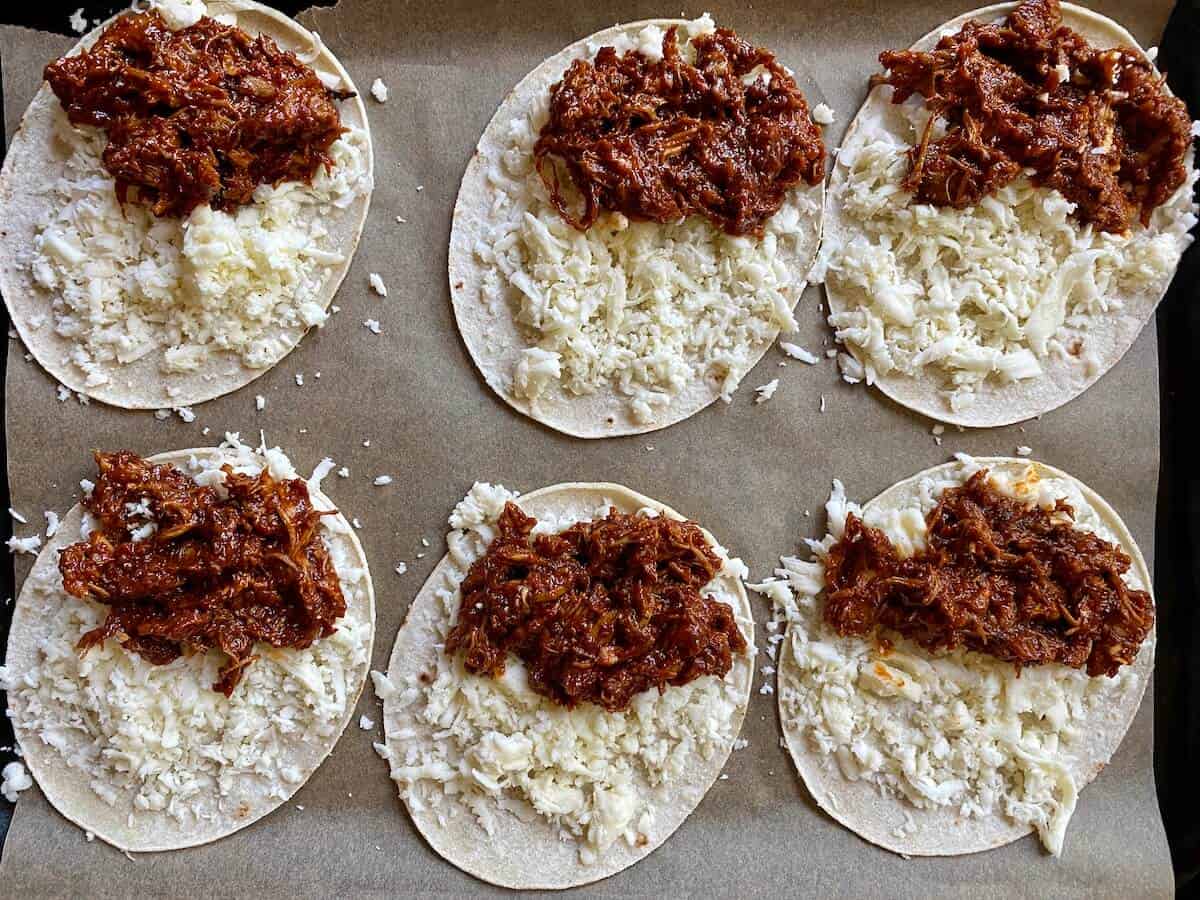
[931,424,945,436]
[1016,445,1033,457]
[395,216,407,224]
[56,385,71,402]
[394,562,408,576]
[758,683,775,695]
[68,8,87,33]
[373,475,393,486]
[174,407,196,424]
[719,774,729,781]
[337,467,350,478]
[255,395,266,411]
[359,715,376,730]
[154,409,171,420]
[369,78,388,103]
[819,395,827,413]
[362,440,371,448]
[420,538,430,548]
[416,185,424,192]
[8,508,27,525]
[837,352,864,384]
[754,379,780,404]
[1,762,32,802]
[296,805,305,811]
[44,511,61,538]
[779,342,820,364]
[79,478,95,496]
[732,738,750,751]
[201,427,211,436]
[85,831,95,842]
[295,374,305,386]
[368,273,388,297]
[824,348,837,359]
[811,102,835,125]
[352,518,363,529]
[6,535,41,555]
[415,552,426,559]
[363,319,382,335]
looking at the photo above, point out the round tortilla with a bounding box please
[4,446,377,851]
[0,0,373,409]
[779,456,1155,856]
[824,2,1193,427]
[449,20,826,438]
[382,482,755,888]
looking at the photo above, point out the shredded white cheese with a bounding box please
[754,379,780,404]
[6,535,41,555]
[5,436,370,829]
[1,762,32,802]
[29,108,370,387]
[377,481,750,864]
[819,104,1196,413]
[470,15,817,421]
[370,78,389,103]
[759,457,1150,856]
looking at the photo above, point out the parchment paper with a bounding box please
[0,2,1175,896]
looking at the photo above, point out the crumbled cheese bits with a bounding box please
[1,437,375,851]
[376,481,753,888]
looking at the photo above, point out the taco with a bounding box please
[449,14,828,437]
[0,437,375,851]
[819,0,1197,426]
[0,0,373,408]
[373,481,754,888]
[758,455,1154,856]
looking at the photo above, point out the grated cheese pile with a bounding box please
[755,456,1149,855]
[471,15,821,424]
[27,103,370,388]
[0,435,370,829]
[375,482,751,864]
[818,100,1197,414]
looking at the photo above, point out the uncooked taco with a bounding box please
[756,455,1154,856]
[373,481,754,888]
[449,14,829,437]
[0,437,375,851]
[819,0,1197,426]
[0,0,373,408]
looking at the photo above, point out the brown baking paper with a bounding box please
[0,1,1175,896]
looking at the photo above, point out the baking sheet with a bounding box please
[0,1,1174,896]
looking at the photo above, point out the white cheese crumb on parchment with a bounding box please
[732,738,749,751]
[779,342,820,364]
[295,374,305,386]
[1016,445,1033,457]
[373,475,393,486]
[174,407,195,423]
[359,715,375,730]
[1,762,32,802]
[44,511,61,538]
[811,102,835,125]
[154,409,171,420]
[368,273,388,297]
[6,535,41,555]
[819,395,827,413]
[68,8,87,33]
[369,78,388,103]
[394,562,408,576]
[337,467,350,478]
[363,319,382,335]
[754,379,779,404]
[7,508,27,525]
[56,385,71,402]
[255,395,266,411]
